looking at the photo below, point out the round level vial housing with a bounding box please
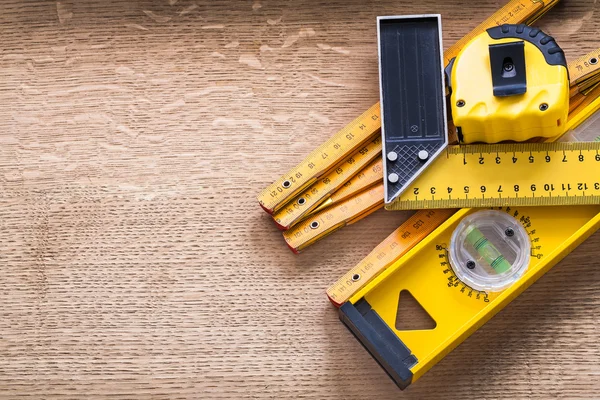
[448,210,530,292]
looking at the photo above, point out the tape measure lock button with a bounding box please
[449,210,531,292]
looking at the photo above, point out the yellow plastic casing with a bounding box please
[450,33,570,144]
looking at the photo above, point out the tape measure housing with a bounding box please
[450,24,570,143]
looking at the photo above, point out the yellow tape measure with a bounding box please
[283,184,383,253]
[326,208,456,306]
[257,0,552,215]
[386,142,600,210]
[272,136,381,230]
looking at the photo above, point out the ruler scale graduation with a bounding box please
[386,142,600,210]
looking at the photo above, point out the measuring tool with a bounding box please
[381,11,569,205]
[305,46,600,224]
[292,65,600,252]
[385,141,600,210]
[307,47,600,235]
[383,24,598,207]
[325,208,457,305]
[309,158,383,216]
[258,0,559,215]
[283,184,384,253]
[340,204,600,389]
[257,104,381,214]
[448,24,569,144]
[332,3,600,389]
[383,22,571,204]
[378,15,448,204]
[272,136,381,230]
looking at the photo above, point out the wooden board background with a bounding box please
[0,0,599,398]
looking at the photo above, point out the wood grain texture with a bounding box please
[0,0,599,398]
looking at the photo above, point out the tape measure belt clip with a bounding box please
[488,41,527,96]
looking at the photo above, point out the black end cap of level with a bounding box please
[339,299,417,390]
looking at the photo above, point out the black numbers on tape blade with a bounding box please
[459,150,600,165]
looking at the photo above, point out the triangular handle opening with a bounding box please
[395,289,436,331]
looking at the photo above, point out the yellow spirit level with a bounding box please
[340,205,600,389]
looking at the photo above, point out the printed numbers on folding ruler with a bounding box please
[257,104,381,214]
[326,208,456,306]
[272,136,382,230]
[569,49,600,93]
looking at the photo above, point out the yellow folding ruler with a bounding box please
[257,0,559,215]
[326,208,458,305]
[272,136,382,230]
